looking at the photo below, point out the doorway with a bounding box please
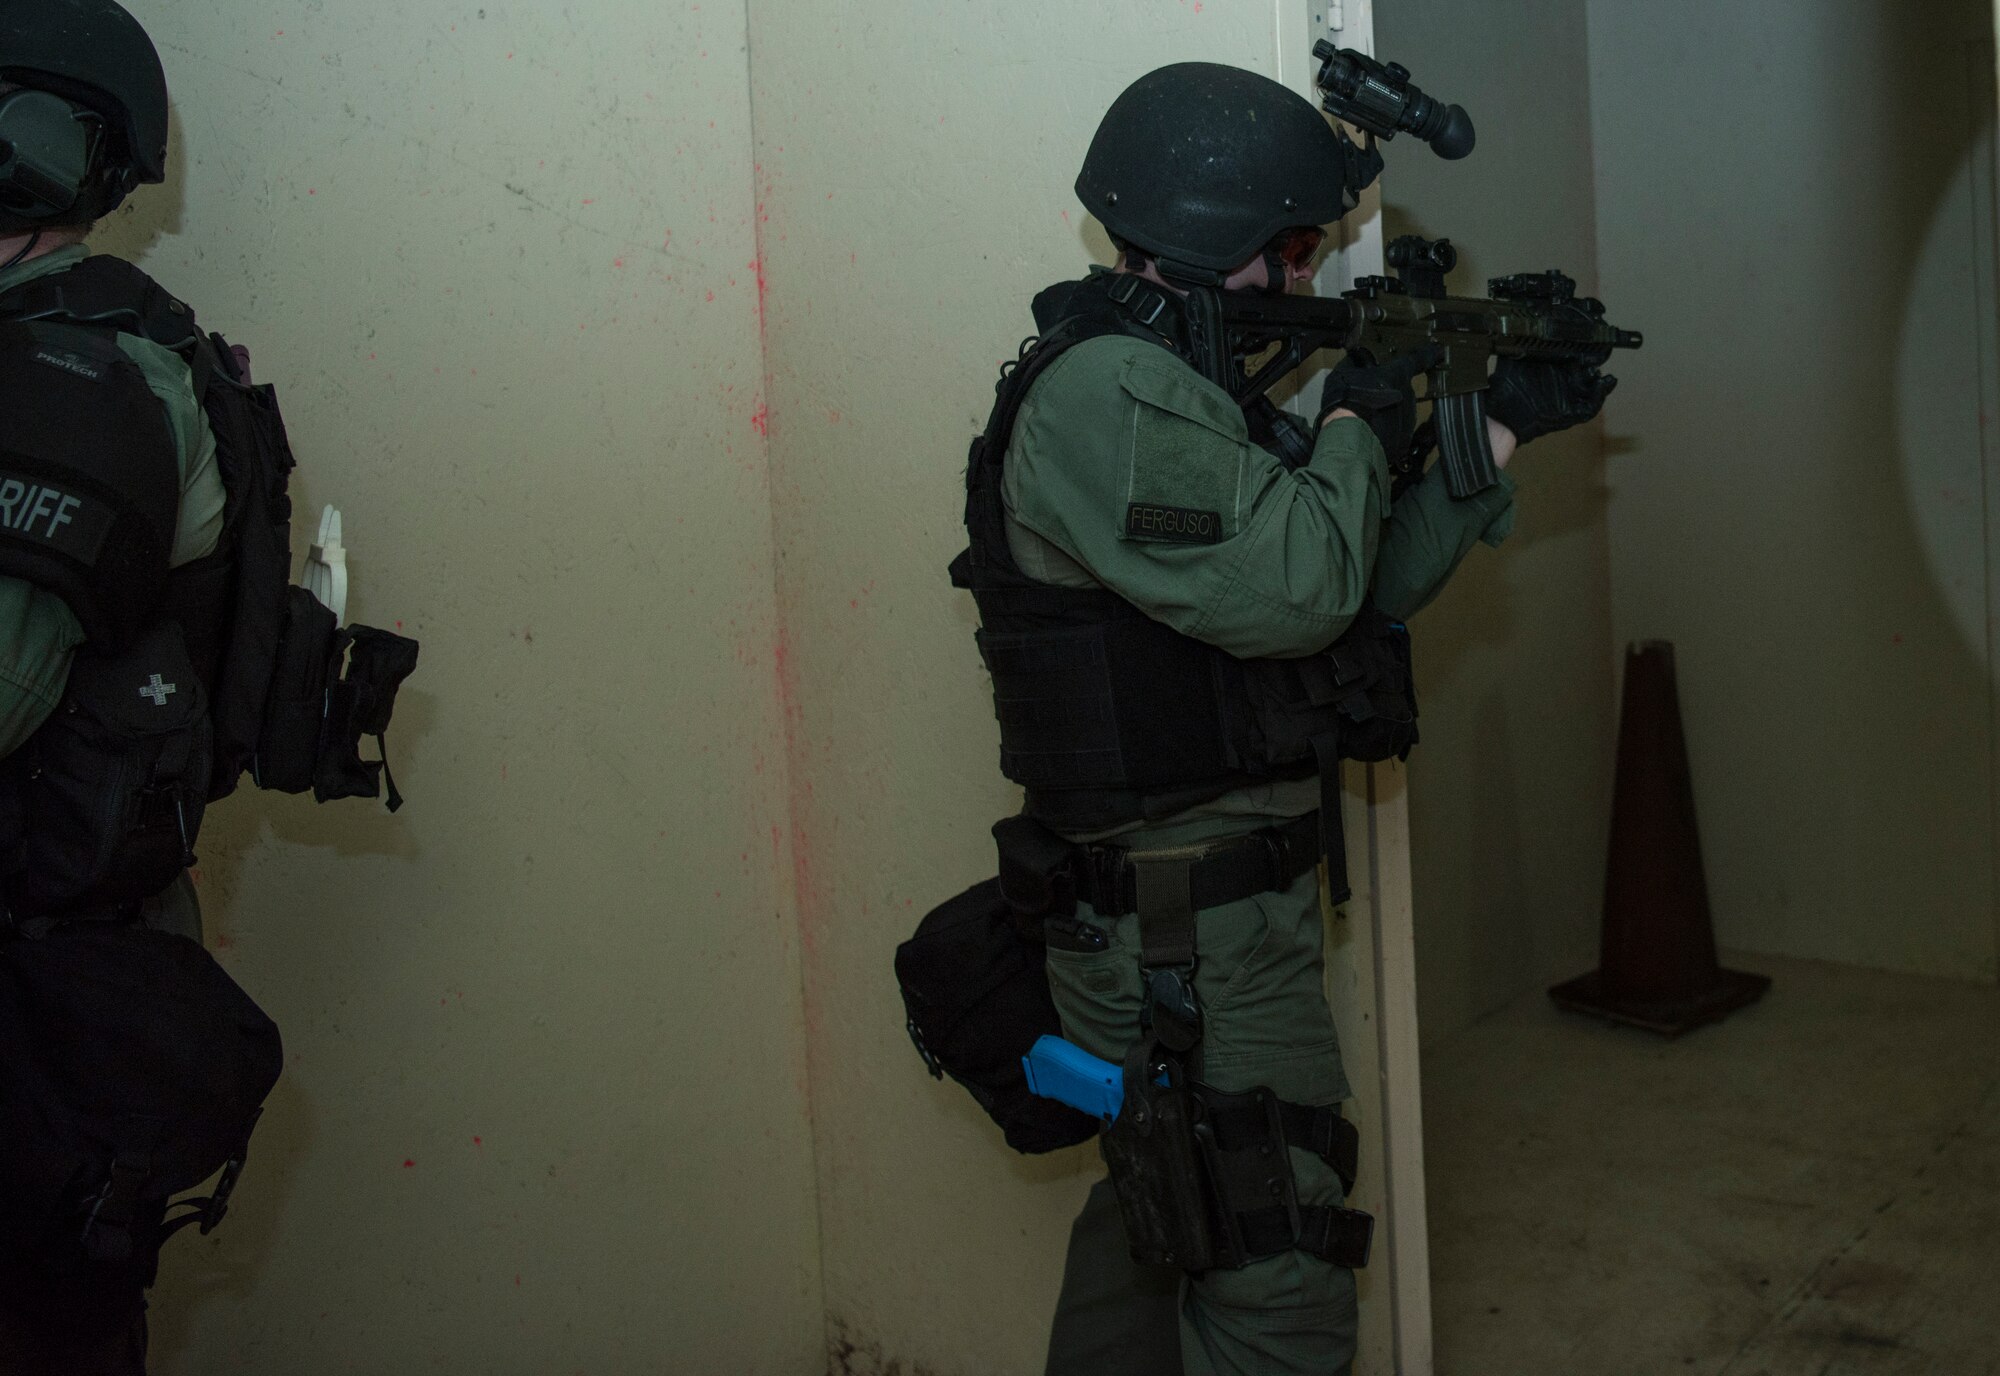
[1373,0,2000,1370]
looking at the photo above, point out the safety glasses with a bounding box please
[1271,225,1328,272]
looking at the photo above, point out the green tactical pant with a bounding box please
[1042,855,1360,1376]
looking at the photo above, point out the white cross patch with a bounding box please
[138,674,177,707]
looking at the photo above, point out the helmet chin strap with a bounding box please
[1,231,44,272]
[1257,248,1291,294]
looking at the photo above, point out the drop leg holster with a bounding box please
[1099,853,1375,1275]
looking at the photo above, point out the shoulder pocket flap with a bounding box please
[1117,358,1247,442]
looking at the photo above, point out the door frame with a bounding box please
[1276,3,1435,1372]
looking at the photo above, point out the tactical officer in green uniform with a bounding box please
[0,4,419,1370]
[0,6,220,1369]
[0,5,222,794]
[953,64,1611,1375]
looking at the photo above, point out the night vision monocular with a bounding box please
[1314,41,1475,161]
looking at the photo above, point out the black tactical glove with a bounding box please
[1319,346,1441,473]
[1484,356,1617,446]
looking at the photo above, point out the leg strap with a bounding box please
[1238,1202,1376,1270]
[1202,1092,1360,1195]
[1193,1083,1373,1270]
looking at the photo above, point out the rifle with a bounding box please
[1186,234,1644,500]
[1165,46,1645,498]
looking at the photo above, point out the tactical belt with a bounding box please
[1082,810,1322,918]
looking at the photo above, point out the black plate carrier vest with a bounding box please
[0,257,420,920]
[951,274,1418,850]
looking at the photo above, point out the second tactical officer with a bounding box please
[0,3,419,1370]
[952,64,1612,1374]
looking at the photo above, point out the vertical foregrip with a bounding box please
[1435,391,1500,499]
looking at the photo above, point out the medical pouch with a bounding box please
[894,877,1099,1154]
[11,621,211,918]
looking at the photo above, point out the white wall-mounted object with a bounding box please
[301,504,347,623]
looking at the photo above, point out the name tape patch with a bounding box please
[0,468,114,562]
[1125,502,1223,545]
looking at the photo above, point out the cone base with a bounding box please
[1547,966,1771,1038]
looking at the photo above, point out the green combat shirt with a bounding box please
[1002,330,1516,835]
[0,244,226,757]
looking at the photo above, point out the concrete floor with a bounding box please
[1422,953,2000,1376]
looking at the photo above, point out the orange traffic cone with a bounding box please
[1549,641,1770,1036]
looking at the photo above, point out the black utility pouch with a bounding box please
[15,622,212,916]
[1100,1040,1217,1270]
[314,624,420,809]
[894,877,1098,1154]
[0,923,281,1283]
[255,589,420,809]
[992,813,1080,927]
[254,586,338,795]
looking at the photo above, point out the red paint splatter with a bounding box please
[514,1274,522,1287]
[402,1159,416,1169]
[705,289,715,302]
[1891,633,1905,646]
[747,256,770,329]
[750,403,769,436]
[394,619,403,629]
[473,1136,484,1148]
[213,933,234,951]
[613,257,626,268]
[307,188,317,196]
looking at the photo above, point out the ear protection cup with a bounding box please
[0,89,95,222]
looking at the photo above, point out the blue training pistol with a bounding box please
[1021,1035,1128,1122]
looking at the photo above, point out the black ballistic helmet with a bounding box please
[1077,63,1359,283]
[0,0,169,225]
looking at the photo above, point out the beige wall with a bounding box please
[1373,0,1617,1042]
[101,3,825,1371]
[1587,0,2000,983]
